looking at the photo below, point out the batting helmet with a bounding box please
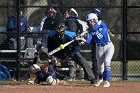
[86,13,98,23]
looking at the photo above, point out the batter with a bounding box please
[82,13,114,87]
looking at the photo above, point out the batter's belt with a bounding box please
[96,41,111,47]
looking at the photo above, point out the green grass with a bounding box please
[0,80,26,85]
[111,61,140,74]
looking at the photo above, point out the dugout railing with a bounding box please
[0,0,140,81]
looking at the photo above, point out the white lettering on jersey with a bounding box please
[91,30,103,39]
[96,31,103,39]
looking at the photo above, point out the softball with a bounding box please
[59,44,65,49]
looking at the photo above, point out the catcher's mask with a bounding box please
[58,23,67,32]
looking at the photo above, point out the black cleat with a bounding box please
[90,79,98,85]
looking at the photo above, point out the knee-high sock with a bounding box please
[103,68,110,81]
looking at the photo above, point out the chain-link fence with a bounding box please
[0,0,140,81]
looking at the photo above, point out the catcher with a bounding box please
[28,49,66,85]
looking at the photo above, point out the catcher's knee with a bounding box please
[29,64,41,74]
[28,64,42,84]
[46,76,56,85]
[46,76,66,85]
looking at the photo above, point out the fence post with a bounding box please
[122,0,128,80]
[16,0,21,81]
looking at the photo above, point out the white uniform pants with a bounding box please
[96,42,114,75]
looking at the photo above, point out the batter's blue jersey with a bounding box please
[85,20,111,46]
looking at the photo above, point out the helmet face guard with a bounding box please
[58,25,67,32]
[57,23,67,38]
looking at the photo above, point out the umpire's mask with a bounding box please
[57,23,67,38]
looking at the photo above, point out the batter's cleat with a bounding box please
[103,81,110,87]
[94,79,103,87]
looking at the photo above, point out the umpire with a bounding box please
[47,23,96,84]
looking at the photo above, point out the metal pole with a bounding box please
[122,0,128,80]
[16,0,21,81]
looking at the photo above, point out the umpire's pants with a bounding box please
[73,51,95,81]
[91,41,99,80]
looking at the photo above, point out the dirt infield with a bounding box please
[0,82,140,93]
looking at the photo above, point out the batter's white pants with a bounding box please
[96,42,115,75]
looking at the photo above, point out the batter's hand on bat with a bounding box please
[75,37,86,42]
